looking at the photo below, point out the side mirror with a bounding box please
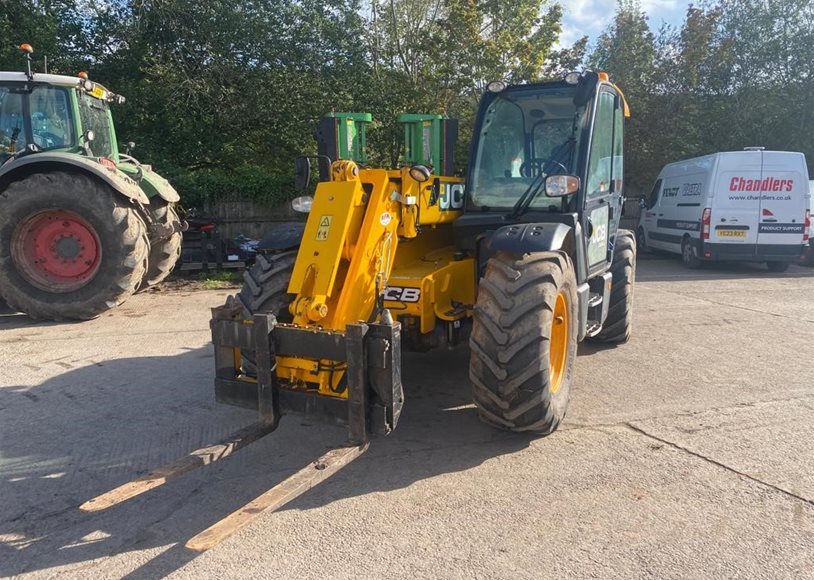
[545,174,580,197]
[639,198,647,209]
[294,156,312,192]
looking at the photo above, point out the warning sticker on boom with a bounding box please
[315,215,332,241]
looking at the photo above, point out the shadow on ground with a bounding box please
[0,343,547,577]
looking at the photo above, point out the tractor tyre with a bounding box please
[592,229,636,343]
[469,251,578,434]
[140,198,182,289]
[228,250,297,376]
[0,171,149,320]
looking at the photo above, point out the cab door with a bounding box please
[584,88,622,274]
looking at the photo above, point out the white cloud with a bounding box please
[553,0,689,50]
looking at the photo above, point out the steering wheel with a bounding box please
[32,131,63,149]
[520,158,568,178]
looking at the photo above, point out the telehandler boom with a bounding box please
[82,71,636,551]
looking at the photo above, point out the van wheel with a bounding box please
[766,261,790,273]
[636,226,648,252]
[681,237,702,269]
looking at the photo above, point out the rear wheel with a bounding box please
[0,172,149,320]
[469,251,578,434]
[141,198,182,289]
[681,236,702,269]
[592,229,636,343]
[766,261,790,273]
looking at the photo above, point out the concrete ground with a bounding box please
[1,255,813,579]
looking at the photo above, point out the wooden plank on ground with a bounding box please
[79,422,276,512]
[185,443,368,552]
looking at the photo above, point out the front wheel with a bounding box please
[140,198,183,289]
[636,226,648,253]
[469,251,578,434]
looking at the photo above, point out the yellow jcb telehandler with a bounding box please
[82,71,635,551]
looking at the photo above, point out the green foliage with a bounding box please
[1,0,812,205]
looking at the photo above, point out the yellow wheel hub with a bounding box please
[549,291,569,394]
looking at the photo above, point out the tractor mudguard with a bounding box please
[488,222,574,254]
[256,221,306,252]
[0,152,150,205]
[136,167,180,203]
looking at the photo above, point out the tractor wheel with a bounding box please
[469,251,578,434]
[592,229,636,343]
[140,198,182,289]
[228,250,297,375]
[0,171,149,320]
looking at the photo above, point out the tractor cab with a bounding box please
[0,71,122,164]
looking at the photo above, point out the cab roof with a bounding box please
[0,71,110,92]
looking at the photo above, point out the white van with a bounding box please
[638,149,811,271]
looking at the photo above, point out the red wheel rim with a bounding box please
[12,210,102,292]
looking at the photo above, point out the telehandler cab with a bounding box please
[83,71,636,551]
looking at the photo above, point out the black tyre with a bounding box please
[766,261,790,273]
[232,250,297,318]
[469,251,578,434]
[681,236,702,269]
[636,226,647,252]
[0,171,149,320]
[141,198,182,289]
[228,250,297,376]
[592,229,636,343]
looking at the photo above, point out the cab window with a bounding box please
[29,86,74,151]
[0,87,28,160]
[586,91,618,199]
[646,179,662,209]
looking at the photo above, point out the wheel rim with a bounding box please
[682,241,691,263]
[549,291,569,394]
[12,210,102,293]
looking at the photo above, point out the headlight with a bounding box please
[291,196,313,213]
[408,164,431,183]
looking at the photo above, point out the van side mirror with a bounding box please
[639,198,647,210]
[294,156,312,192]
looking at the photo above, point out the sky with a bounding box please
[557,0,692,49]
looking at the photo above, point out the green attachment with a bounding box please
[398,113,443,170]
[326,112,372,163]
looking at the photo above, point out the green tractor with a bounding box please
[0,44,183,320]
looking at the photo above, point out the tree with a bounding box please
[589,0,658,193]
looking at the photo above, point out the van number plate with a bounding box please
[717,229,747,238]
